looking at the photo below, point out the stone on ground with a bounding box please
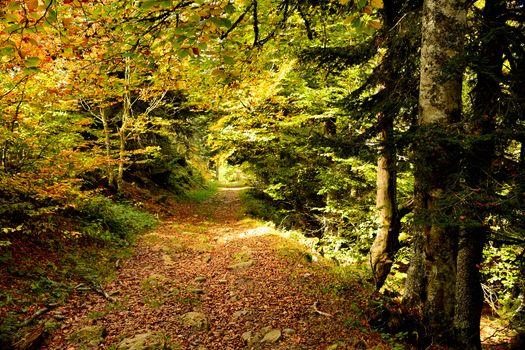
[116,332,166,350]
[241,330,260,347]
[68,325,105,347]
[227,260,254,270]
[179,311,209,330]
[232,309,249,320]
[283,328,296,335]
[261,328,281,343]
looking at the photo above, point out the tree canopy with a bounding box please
[1,0,524,348]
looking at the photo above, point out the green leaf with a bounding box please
[0,47,15,57]
[4,13,20,23]
[174,27,187,35]
[223,56,235,65]
[23,67,40,75]
[140,0,172,10]
[5,24,20,34]
[357,0,368,9]
[25,57,41,68]
[46,10,57,24]
[62,47,74,57]
[178,49,189,59]
[158,0,173,8]
[8,2,21,10]
[209,17,231,28]
[189,14,200,23]
[224,4,235,14]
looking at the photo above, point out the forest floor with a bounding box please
[37,187,396,350]
[2,186,515,349]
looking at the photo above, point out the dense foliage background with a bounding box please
[0,0,524,348]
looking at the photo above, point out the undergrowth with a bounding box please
[0,195,157,347]
[77,195,157,243]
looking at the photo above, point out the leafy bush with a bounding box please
[78,196,157,243]
[481,243,525,326]
[239,188,283,223]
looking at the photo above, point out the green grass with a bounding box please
[184,182,218,202]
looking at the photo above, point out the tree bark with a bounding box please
[117,58,132,193]
[453,1,505,347]
[370,116,399,289]
[410,0,467,341]
[454,229,485,349]
[403,178,427,308]
[100,107,115,188]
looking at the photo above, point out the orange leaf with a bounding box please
[27,0,39,11]
[368,20,382,30]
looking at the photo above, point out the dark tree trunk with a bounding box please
[324,117,336,137]
[453,0,505,347]
[454,229,485,349]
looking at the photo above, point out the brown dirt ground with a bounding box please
[41,187,394,349]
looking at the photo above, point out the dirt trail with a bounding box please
[44,188,390,349]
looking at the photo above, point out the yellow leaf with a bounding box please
[371,0,384,9]
[339,0,351,4]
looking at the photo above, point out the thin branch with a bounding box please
[253,0,259,47]
[311,301,334,317]
[220,3,254,40]
[0,76,30,102]
[297,5,314,40]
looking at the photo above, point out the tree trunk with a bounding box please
[453,1,505,347]
[370,116,399,290]
[454,229,485,349]
[411,0,467,341]
[100,108,115,188]
[403,178,427,308]
[324,117,336,137]
[116,58,132,193]
[117,125,126,192]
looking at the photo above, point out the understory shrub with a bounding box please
[77,196,157,243]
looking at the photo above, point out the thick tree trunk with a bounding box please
[370,116,399,289]
[403,176,428,308]
[453,1,505,347]
[423,211,458,341]
[454,229,485,349]
[410,0,466,341]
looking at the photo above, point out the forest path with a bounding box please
[44,187,390,349]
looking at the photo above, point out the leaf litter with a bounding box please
[43,187,393,349]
